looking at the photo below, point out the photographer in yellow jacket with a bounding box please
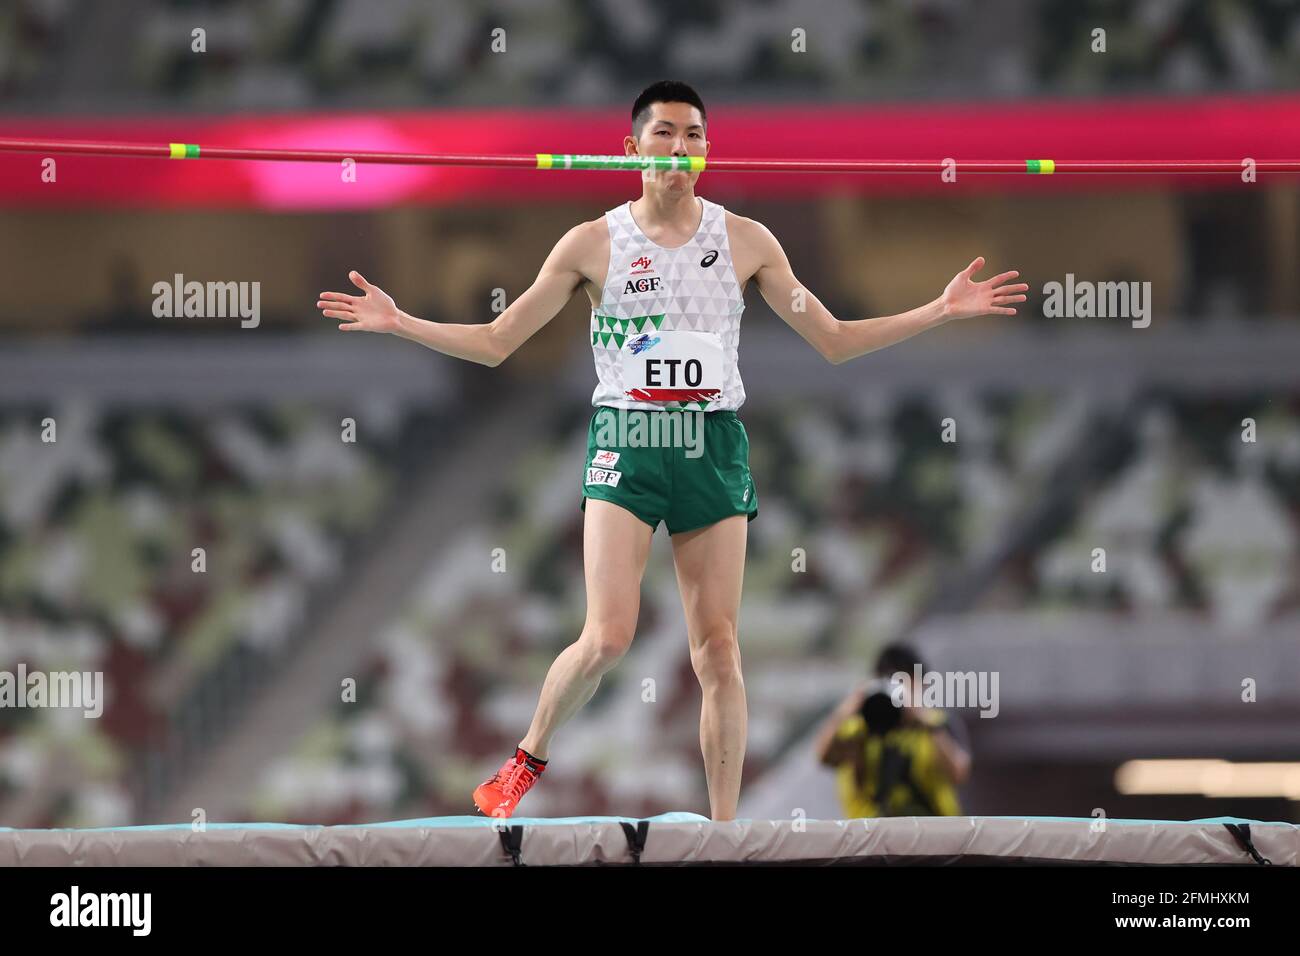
[814,644,972,818]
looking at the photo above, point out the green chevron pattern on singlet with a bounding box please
[591,313,665,349]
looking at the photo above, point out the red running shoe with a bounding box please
[473,747,546,818]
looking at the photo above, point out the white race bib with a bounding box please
[621,329,723,403]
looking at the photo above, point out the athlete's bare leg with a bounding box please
[670,514,748,821]
[518,498,653,760]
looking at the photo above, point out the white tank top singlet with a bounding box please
[589,197,745,412]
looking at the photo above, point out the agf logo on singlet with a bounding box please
[624,276,662,295]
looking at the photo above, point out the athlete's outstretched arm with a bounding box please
[317,223,596,367]
[744,220,1028,365]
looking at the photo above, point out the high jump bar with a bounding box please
[0,139,1297,174]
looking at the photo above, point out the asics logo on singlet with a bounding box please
[628,333,661,354]
[700,250,718,267]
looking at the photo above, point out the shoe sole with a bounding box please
[473,790,512,818]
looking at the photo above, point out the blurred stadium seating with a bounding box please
[5,0,1300,112]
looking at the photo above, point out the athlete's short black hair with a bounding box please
[631,81,707,136]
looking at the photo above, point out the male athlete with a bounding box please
[317,81,1027,821]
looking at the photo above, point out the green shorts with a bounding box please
[580,406,758,535]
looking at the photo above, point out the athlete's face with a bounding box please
[625,101,708,193]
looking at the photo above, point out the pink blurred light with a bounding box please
[237,119,434,209]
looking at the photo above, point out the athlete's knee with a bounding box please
[579,623,635,673]
[690,624,742,688]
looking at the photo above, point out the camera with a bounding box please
[858,678,906,735]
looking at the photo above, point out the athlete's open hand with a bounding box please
[941,257,1028,321]
[317,271,403,333]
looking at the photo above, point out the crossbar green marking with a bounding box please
[168,143,200,159]
[1026,159,1056,174]
[537,154,704,172]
